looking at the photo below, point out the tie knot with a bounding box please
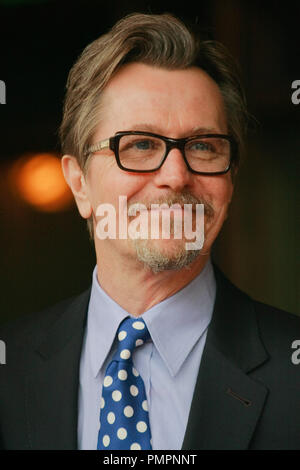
[116,317,150,362]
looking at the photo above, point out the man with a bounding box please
[0,13,299,450]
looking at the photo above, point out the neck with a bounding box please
[95,246,210,316]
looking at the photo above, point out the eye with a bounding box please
[190,141,212,152]
[187,140,215,154]
[120,137,159,153]
[134,139,153,150]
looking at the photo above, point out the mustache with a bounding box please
[128,191,215,220]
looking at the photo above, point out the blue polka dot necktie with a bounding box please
[97,317,152,450]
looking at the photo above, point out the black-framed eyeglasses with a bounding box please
[85,131,237,175]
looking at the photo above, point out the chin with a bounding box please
[132,237,202,273]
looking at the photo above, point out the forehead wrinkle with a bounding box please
[93,64,228,141]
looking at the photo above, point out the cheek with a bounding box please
[87,159,149,207]
[195,175,233,208]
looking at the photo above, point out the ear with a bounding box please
[61,155,92,219]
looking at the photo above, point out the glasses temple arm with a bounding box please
[85,138,110,155]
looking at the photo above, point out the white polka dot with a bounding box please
[132,321,145,330]
[142,400,148,411]
[120,349,131,360]
[130,385,139,396]
[104,375,113,387]
[107,412,115,424]
[117,427,127,440]
[103,435,110,447]
[100,397,105,408]
[135,339,144,347]
[124,405,134,418]
[130,443,141,450]
[118,330,127,341]
[112,390,122,401]
[137,421,147,433]
[118,369,128,381]
[132,367,139,377]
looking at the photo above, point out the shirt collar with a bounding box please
[87,259,216,378]
[142,258,216,376]
[87,268,128,378]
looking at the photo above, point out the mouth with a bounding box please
[127,203,211,220]
[126,190,215,225]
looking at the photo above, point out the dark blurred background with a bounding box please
[0,0,299,324]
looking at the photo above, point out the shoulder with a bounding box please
[0,289,91,350]
[213,263,299,353]
[253,298,299,330]
[252,299,300,357]
[214,262,299,327]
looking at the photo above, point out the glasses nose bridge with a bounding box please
[164,137,187,163]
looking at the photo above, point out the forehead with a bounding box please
[95,62,227,138]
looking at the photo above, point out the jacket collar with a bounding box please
[26,289,90,449]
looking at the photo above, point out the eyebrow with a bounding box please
[120,123,222,136]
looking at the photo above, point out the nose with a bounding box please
[152,148,193,192]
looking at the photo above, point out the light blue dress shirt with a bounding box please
[78,258,216,450]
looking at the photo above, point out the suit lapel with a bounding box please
[182,343,268,449]
[182,266,269,450]
[25,289,90,450]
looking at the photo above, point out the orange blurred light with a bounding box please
[13,153,73,211]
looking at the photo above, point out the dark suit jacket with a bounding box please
[0,266,299,450]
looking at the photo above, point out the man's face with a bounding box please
[82,63,234,272]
